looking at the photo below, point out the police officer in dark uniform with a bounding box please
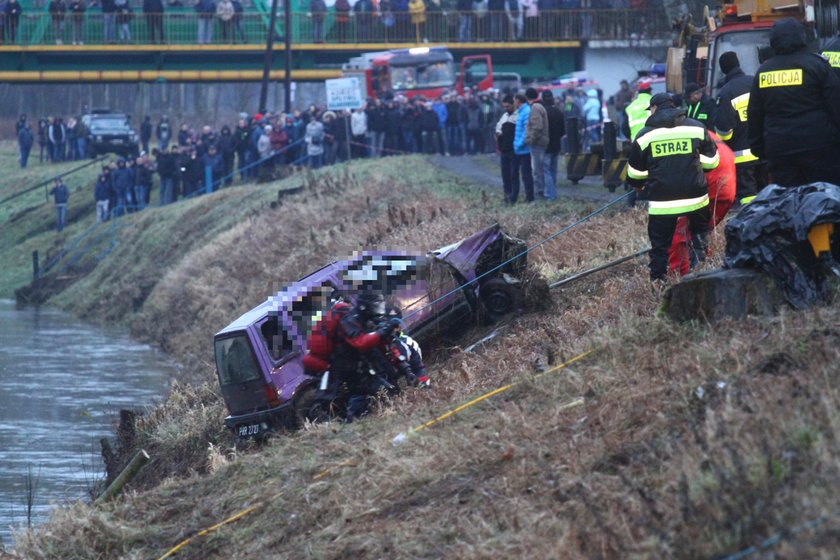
[628,93,720,280]
[714,51,768,204]
[822,33,840,77]
[747,18,840,187]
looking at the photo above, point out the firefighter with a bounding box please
[669,130,736,275]
[823,33,840,77]
[684,83,716,130]
[714,51,768,204]
[747,18,840,187]
[627,93,720,281]
[302,291,401,422]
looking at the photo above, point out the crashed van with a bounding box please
[214,225,526,440]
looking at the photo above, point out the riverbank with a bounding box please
[3,150,840,558]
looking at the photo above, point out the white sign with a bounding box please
[325,77,364,111]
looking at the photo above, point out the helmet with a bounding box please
[355,292,385,318]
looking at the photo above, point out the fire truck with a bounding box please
[342,47,493,99]
[668,0,839,95]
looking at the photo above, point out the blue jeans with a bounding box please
[446,124,462,154]
[103,13,116,42]
[197,18,213,44]
[133,185,147,210]
[19,145,30,168]
[543,152,559,200]
[458,14,471,41]
[370,131,384,157]
[160,177,174,205]
[309,153,323,169]
[529,145,546,199]
[77,137,87,158]
[55,203,67,232]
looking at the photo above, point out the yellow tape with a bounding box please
[410,349,593,434]
[156,505,259,560]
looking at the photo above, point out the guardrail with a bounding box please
[1,9,668,46]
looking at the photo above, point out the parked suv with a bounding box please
[214,225,527,441]
[81,110,139,158]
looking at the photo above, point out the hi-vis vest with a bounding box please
[625,93,652,141]
[823,50,840,69]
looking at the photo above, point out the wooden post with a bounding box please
[95,449,150,505]
[32,250,39,280]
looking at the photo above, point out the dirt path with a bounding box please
[430,154,616,203]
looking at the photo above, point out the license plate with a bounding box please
[237,423,261,438]
[111,139,124,145]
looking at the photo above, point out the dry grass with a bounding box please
[9,156,840,559]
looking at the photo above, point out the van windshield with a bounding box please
[215,335,262,386]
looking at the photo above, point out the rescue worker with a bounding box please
[622,81,653,208]
[622,80,652,141]
[714,51,768,204]
[822,33,840,77]
[302,291,400,422]
[747,18,840,187]
[627,93,720,281]
[684,83,716,130]
[383,306,430,388]
[669,131,736,275]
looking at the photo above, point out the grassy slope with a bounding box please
[0,145,103,297]
[4,152,840,559]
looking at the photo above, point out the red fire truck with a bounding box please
[342,47,493,99]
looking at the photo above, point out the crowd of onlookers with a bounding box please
[35,83,612,230]
[2,0,652,46]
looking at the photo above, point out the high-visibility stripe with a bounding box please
[733,149,759,164]
[716,127,734,141]
[648,194,710,215]
[636,126,705,151]
[700,150,720,170]
[822,51,840,68]
[627,165,648,179]
[730,92,750,123]
[740,195,757,205]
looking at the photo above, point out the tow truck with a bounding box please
[668,0,839,95]
[342,47,493,99]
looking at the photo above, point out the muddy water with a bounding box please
[0,300,175,548]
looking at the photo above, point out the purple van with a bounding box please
[213,225,526,439]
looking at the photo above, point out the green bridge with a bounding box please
[0,3,668,82]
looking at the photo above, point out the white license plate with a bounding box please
[111,139,124,145]
[237,424,261,438]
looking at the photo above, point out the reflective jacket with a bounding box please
[714,66,758,167]
[747,19,840,159]
[623,92,651,141]
[685,93,716,130]
[627,107,719,215]
[822,36,840,77]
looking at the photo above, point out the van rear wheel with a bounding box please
[291,385,319,428]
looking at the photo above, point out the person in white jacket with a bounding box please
[350,106,368,158]
[305,118,325,169]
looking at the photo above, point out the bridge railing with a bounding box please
[4,9,669,46]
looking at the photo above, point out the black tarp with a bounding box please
[724,183,840,309]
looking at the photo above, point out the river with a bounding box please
[0,300,176,548]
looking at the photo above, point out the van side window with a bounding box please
[260,316,294,361]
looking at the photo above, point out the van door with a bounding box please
[214,332,269,415]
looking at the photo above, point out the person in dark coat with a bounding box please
[38,118,50,163]
[17,122,33,168]
[143,0,164,43]
[49,177,69,232]
[747,18,840,187]
[94,168,112,222]
[181,149,203,196]
[140,116,152,153]
[111,159,133,215]
[5,0,22,43]
[155,146,177,204]
[541,89,565,200]
[217,125,237,185]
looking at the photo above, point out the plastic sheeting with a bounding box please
[724,183,840,309]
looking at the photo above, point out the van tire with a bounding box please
[479,277,521,319]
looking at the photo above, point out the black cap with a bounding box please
[685,83,701,96]
[719,51,740,74]
[648,93,675,110]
